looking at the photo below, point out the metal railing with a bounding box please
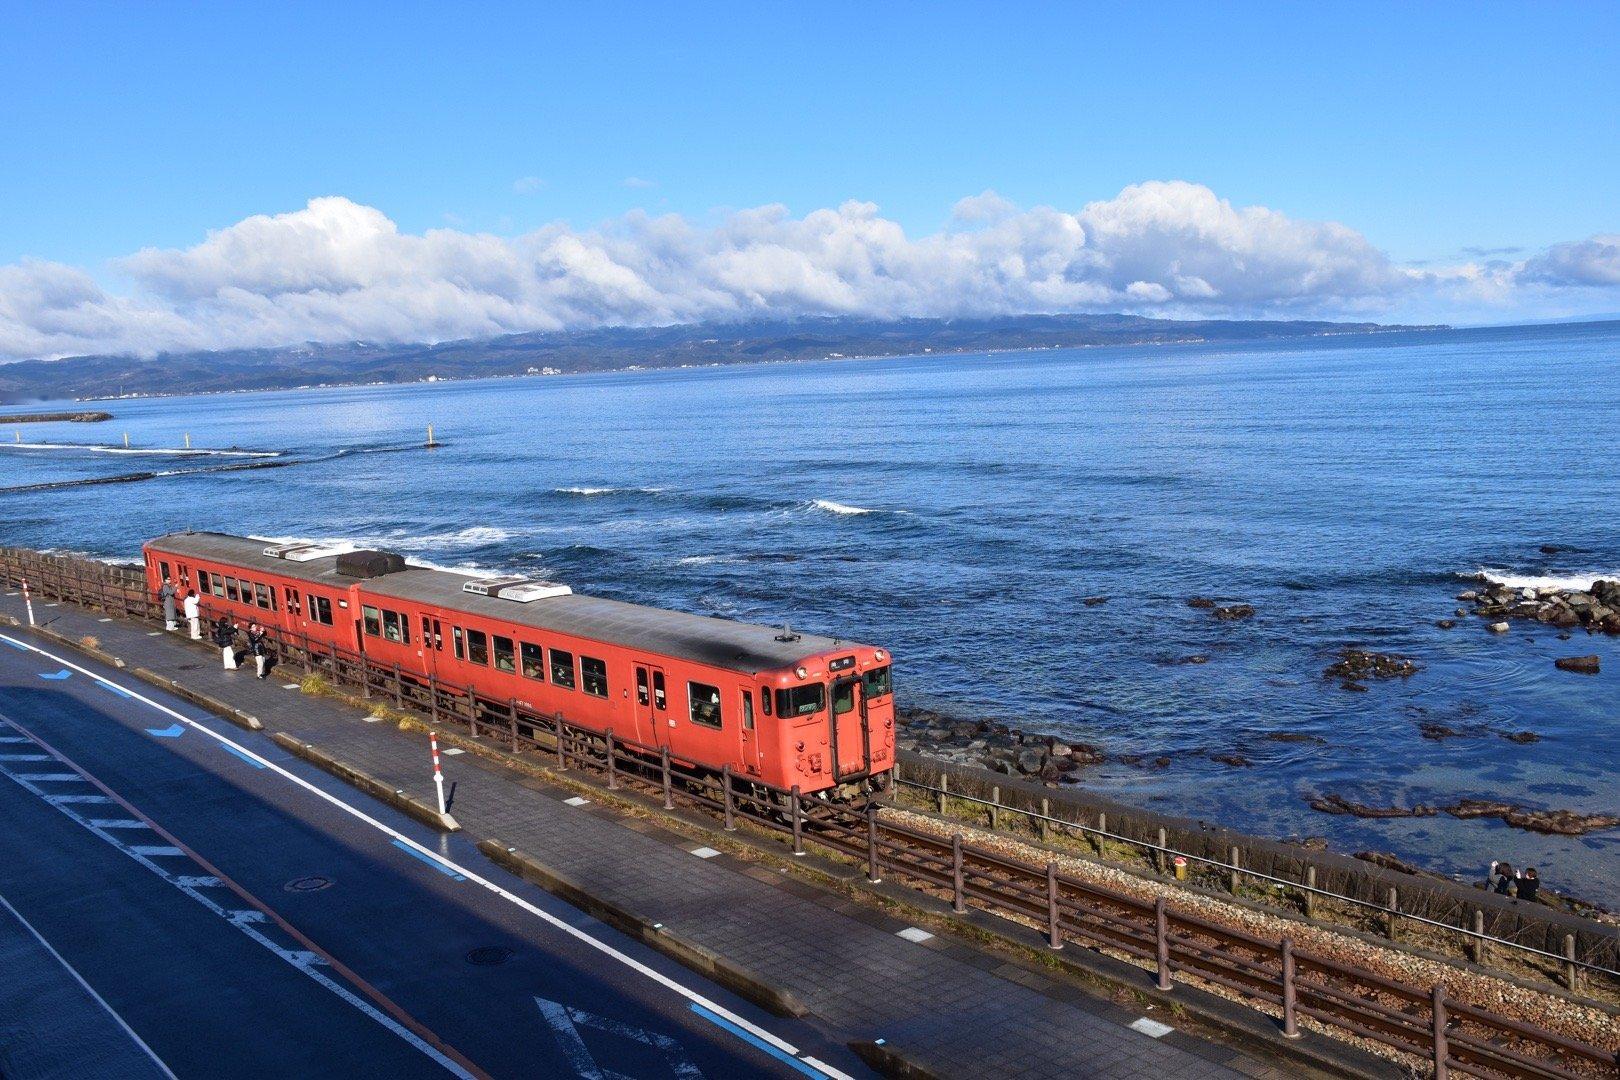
[2,548,1616,1079]
[892,773,1620,984]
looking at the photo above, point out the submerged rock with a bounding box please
[1209,752,1253,767]
[1324,648,1420,681]
[1212,603,1255,621]
[1554,654,1601,674]
[1499,730,1542,744]
[1309,793,1436,818]
[1082,595,1109,606]
[1186,596,1217,609]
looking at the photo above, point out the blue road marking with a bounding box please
[38,669,71,680]
[220,743,267,769]
[390,839,466,881]
[2,638,29,650]
[688,1003,824,1078]
[97,680,135,699]
[146,723,185,739]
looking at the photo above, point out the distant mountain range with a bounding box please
[0,314,1445,403]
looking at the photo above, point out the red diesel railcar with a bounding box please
[142,532,894,796]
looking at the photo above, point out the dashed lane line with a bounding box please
[0,633,853,1080]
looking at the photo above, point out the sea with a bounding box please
[4,321,1618,902]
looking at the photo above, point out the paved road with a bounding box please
[0,633,866,1079]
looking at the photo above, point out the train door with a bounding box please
[828,676,871,782]
[633,662,668,747]
[417,612,446,677]
[738,688,761,776]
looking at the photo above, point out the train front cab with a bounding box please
[766,648,894,797]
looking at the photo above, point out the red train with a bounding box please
[142,532,894,796]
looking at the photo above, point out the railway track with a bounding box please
[4,548,1618,1079]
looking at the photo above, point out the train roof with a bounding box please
[147,531,869,675]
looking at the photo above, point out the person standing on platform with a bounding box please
[213,616,238,669]
[159,577,177,631]
[183,589,201,639]
[247,622,270,679]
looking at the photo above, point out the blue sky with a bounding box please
[2,2,1617,359]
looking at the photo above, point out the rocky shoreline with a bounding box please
[1457,576,1620,641]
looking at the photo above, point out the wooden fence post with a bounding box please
[1431,984,1449,1080]
[1471,909,1487,965]
[722,765,736,831]
[1304,865,1317,918]
[1564,935,1579,991]
[555,712,566,767]
[951,833,966,913]
[1228,846,1240,893]
[1156,827,1167,874]
[507,699,518,750]
[605,730,618,790]
[989,786,999,829]
[1093,812,1106,855]
[1039,797,1050,842]
[937,774,948,813]
[1387,887,1399,941]
[790,785,803,855]
[662,747,675,810]
[392,663,403,708]
[1046,863,1062,950]
[1155,896,1173,991]
[1281,937,1300,1038]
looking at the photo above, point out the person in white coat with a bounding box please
[183,590,201,639]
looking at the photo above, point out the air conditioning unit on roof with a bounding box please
[462,575,572,602]
[263,542,356,562]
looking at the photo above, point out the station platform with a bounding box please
[0,590,1289,1080]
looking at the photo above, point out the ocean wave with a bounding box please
[554,485,662,497]
[1476,567,1620,591]
[397,525,516,547]
[677,554,745,566]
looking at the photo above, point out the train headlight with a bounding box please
[874,650,885,661]
[795,666,808,679]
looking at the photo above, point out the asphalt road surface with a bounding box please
[0,630,867,1080]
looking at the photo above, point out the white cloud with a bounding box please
[0,182,1615,361]
[512,176,545,195]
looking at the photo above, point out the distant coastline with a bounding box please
[0,312,1449,405]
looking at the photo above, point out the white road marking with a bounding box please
[895,927,933,943]
[1129,1017,1175,1038]
[0,889,178,1079]
[0,632,851,1080]
[689,847,722,859]
[0,753,52,761]
[86,819,150,830]
[17,773,86,782]
[128,845,186,857]
[563,796,590,807]
[282,683,300,689]
[99,618,114,623]
[441,747,465,756]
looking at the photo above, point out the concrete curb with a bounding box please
[848,1040,942,1080]
[272,732,459,832]
[477,838,809,1019]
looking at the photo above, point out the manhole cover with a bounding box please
[465,946,513,966]
[284,875,334,892]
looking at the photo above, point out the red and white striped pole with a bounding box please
[21,578,35,627]
[430,731,446,816]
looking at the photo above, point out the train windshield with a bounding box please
[775,684,825,717]
[861,665,892,698]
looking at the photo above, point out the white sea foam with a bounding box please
[809,498,876,515]
[401,525,516,547]
[1477,567,1620,591]
[554,486,662,496]
[676,554,744,566]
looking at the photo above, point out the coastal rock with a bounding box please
[1418,722,1464,741]
[1186,597,1217,609]
[1212,603,1255,621]
[1015,749,1045,775]
[1554,654,1601,674]
[1487,621,1510,633]
[1441,799,1620,836]
[1209,752,1253,767]
[1354,851,1448,880]
[1435,619,1455,629]
[1082,596,1109,606]
[1263,731,1327,745]
[1499,730,1542,744]
[1174,654,1210,665]
[1309,793,1435,819]
[1443,798,1516,819]
[1324,648,1420,681]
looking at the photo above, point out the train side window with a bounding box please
[862,665,892,699]
[381,610,401,642]
[198,570,211,595]
[832,680,855,715]
[453,627,465,660]
[774,684,825,718]
[362,605,381,637]
[652,672,666,710]
[210,574,225,598]
[493,635,515,674]
[688,682,722,729]
[581,656,607,698]
[466,629,488,666]
[635,668,650,706]
[549,648,575,690]
[742,690,755,731]
[255,583,274,611]
[760,686,772,716]
[520,642,544,679]
[285,587,301,615]
[226,577,240,602]
[310,596,333,625]
[159,560,171,581]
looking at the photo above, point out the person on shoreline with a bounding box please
[159,576,177,631]
[212,615,238,669]
[246,622,270,680]
[183,589,201,640]
[1516,867,1540,903]
[1489,860,1516,896]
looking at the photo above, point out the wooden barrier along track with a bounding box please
[3,548,1617,1079]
